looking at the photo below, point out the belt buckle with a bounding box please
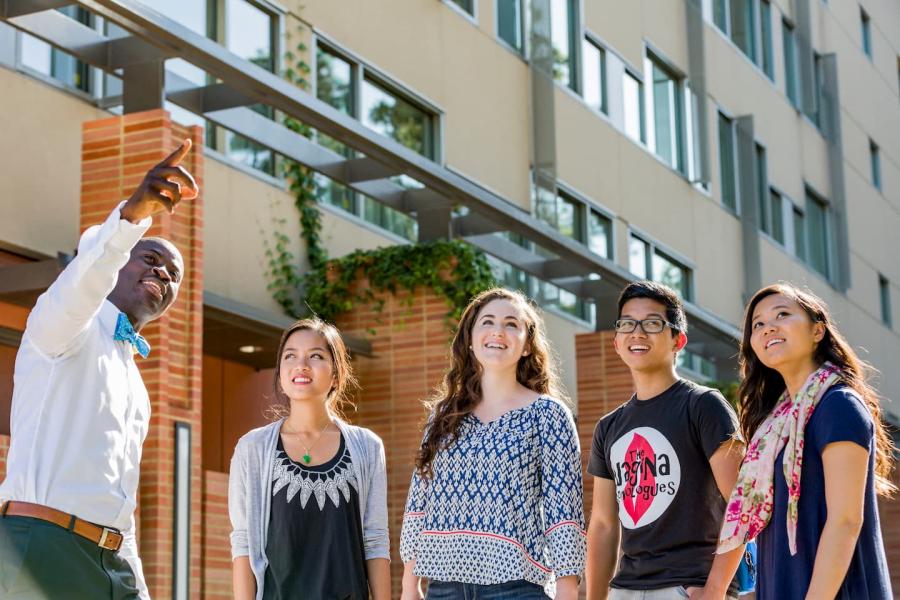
[98,527,118,551]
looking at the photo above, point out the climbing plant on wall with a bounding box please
[264,24,496,325]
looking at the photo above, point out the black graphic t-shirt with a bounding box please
[588,379,740,591]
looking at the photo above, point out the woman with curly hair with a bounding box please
[713,283,894,599]
[399,288,585,600]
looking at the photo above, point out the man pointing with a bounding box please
[0,139,199,599]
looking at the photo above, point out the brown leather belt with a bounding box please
[1,500,123,551]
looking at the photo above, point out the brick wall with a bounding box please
[80,110,204,598]
[202,470,232,599]
[574,331,634,519]
[878,468,900,593]
[336,286,454,592]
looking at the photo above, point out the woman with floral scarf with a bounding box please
[708,283,894,599]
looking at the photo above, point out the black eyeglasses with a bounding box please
[614,318,678,334]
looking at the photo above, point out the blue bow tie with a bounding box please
[113,312,151,358]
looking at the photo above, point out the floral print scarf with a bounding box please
[718,362,842,555]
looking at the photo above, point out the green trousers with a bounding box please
[0,515,139,599]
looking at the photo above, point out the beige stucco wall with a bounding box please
[0,66,108,257]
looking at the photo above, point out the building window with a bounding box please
[755,142,768,230]
[714,0,760,65]
[20,7,93,93]
[645,51,686,173]
[212,0,278,175]
[587,210,613,258]
[582,38,606,113]
[718,111,739,213]
[870,139,882,190]
[783,19,800,108]
[629,234,693,300]
[623,71,645,143]
[497,0,524,53]
[555,192,584,241]
[880,275,892,328]
[760,0,774,80]
[315,41,439,241]
[730,0,758,63]
[551,0,579,91]
[446,0,475,16]
[792,204,807,261]
[805,190,830,277]
[535,185,613,260]
[766,188,785,244]
[861,7,872,59]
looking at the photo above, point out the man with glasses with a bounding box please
[584,281,745,600]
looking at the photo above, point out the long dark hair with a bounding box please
[268,318,357,421]
[739,283,895,496]
[414,288,568,478]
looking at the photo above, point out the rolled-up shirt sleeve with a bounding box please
[27,202,151,358]
[539,401,586,579]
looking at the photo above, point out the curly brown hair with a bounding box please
[414,288,569,478]
[267,318,358,421]
[738,283,896,496]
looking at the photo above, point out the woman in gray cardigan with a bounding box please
[229,318,391,600]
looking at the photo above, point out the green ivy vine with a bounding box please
[264,24,496,326]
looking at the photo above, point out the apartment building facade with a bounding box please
[0,0,897,595]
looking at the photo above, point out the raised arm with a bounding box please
[26,139,198,357]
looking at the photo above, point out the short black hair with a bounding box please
[617,280,687,334]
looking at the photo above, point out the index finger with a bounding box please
[157,138,192,168]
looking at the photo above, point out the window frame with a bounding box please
[622,66,646,144]
[879,274,892,328]
[860,6,872,59]
[782,17,800,109]
[312,34,444,241]
[627,229,696,301]
[581,32,608,115]
[760,0,774,81]
[443,0,478,22]
[870,138,882,191]
[495,0,526,55]
[804,186,831,279]
[549,0,581,93]
[717,108,740,214]
[644,46,688,175]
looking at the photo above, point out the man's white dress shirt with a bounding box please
[0,204,153,598]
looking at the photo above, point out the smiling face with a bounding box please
[107,238,183,330]
[614,297,686,372]
[470,298,531,373]
[278,328,336,404]
[749,293,824,371]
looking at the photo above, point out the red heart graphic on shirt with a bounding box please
[622,432,655,526]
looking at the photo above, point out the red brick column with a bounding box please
[336,286,453,591]
[80,110,204,598]
[574,331,634,522]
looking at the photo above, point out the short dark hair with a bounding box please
[616,280,687,334]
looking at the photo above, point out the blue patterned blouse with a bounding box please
[400,397,586,588]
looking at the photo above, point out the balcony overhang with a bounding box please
[0,0,742,376]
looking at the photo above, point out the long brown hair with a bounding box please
[414,288,568,478]
[738,283,896,496]
[268,318,358,421]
